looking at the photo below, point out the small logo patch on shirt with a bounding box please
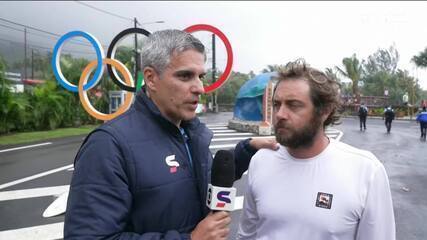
[315,192,333,209]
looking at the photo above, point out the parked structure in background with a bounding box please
[5,72,23,93]
[5,71,45,93]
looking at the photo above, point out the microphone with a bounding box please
[206,150,237,212]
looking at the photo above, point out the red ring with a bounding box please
[184,24,233,94]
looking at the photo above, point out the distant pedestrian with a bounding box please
[384,106,395,134]
[416,107,427,141]
[358,103,368,131]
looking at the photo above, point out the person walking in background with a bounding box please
[416,106,427,141]
[358,102,368,131]
[384,106,395,134]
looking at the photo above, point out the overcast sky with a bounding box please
[1,1,427,90]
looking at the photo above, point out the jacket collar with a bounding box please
[134,89,201,137]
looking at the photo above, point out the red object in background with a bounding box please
[22,79,45,85]
[184,24,233,94]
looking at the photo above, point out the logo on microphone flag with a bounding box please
[216,191,231,207]
[206,184,236,211]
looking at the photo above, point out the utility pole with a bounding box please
[31,48,34,79]
[134,17,139,88]
[24,27,27,81]
[211,33,218,112]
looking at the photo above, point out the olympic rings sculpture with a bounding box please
[52,24,233,121]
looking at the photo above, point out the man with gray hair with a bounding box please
[64,29,277,239]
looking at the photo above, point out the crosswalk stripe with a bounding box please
[213,133,254,137]
[0,185,69,201]
[211,130,237,133]
[0,164,73,190]
[212,136,274,142]
[209,127,229,130]
[0,222,64,240]
[206,124,228,127]
[209,144,237,149]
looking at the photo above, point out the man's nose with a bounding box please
[192,79,205,95]
[275,105,289,120]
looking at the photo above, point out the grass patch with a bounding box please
[0,125,98,146]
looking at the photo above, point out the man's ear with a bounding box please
[143,67,158,92]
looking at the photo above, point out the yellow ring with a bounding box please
[78,58,134,121]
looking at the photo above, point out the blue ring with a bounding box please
[51,31,104,92]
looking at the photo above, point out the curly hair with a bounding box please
[273,59,342,127]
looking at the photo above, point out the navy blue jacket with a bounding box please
[64,91,256,239]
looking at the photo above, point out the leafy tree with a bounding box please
[412,47,427,68]
[0,55,31,133]
[361,46,422,106]
[335,54,364,102]
[216,71,249,104]
[325,67,340,82]
[261,64,286,73]
[29,81,67,130]
[364,45,399,75]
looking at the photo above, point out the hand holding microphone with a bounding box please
[191,150,236,240]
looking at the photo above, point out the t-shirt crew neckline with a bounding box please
[279,138,333,164]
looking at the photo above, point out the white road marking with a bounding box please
[209,144,237,149]
[212,130,237,133]
[336,130,344,141]
[0,164,73,190]
[0,185,69,201]
[206,124,228,127]
[209,127,229,130]
[212,136,274,142]
[0,142,52,153]
[0,222,64,240]
[213,133,254,137]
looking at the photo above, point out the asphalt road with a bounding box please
[334,117,427,240]
[0,113,425,239]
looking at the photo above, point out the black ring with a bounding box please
[107,27,151,92]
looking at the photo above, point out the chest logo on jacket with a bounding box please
[165,155,180,173]
[315,192,333,209]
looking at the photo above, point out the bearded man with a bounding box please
[236,60,395,240]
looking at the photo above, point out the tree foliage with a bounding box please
[360,46,421,105]
[335,54,364,101]
[261,64,286,73]
[216,71,249,104]
[412,47,427,68]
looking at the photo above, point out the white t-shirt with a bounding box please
[237,139,395,240]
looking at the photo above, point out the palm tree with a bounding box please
[412,47,427,68]
[261,64,286,73]
[325,68,340,83]
[335,54,364,103]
